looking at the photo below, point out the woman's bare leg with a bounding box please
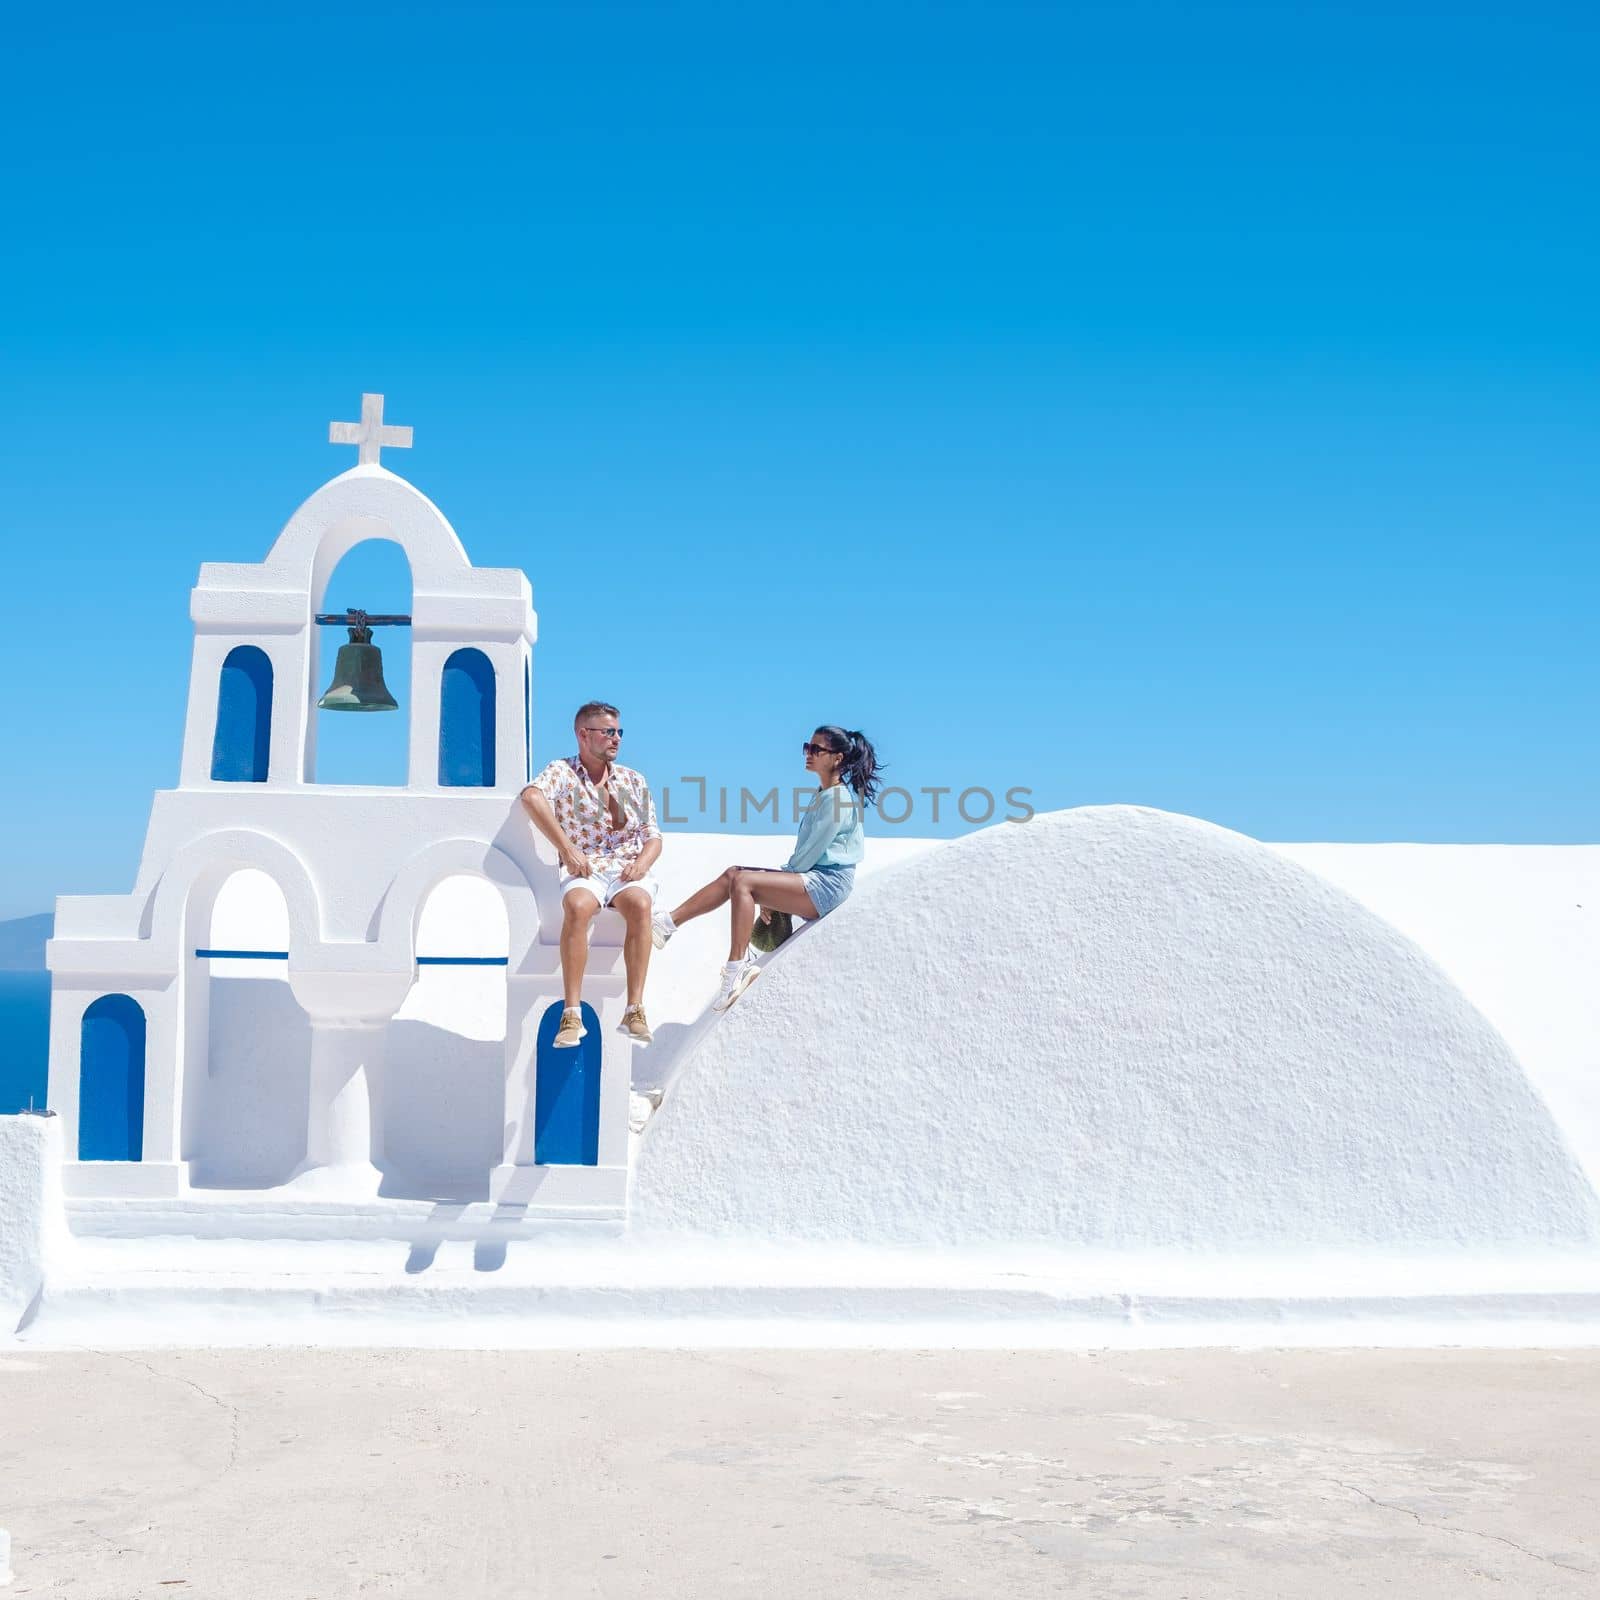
[726,868,818,960]
[669,866,740,927]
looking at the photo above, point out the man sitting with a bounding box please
[520,700,661,1045]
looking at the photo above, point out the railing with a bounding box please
[195,950,508,966]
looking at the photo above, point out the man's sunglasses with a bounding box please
[801,742,839,757]
[583,725,624,738]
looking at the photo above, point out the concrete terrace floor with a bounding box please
[2,1349,1597,1598]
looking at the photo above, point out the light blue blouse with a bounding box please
[784,785,865,872]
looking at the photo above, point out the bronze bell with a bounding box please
[317,619,399,712]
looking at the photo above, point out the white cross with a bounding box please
[328,393,414,466]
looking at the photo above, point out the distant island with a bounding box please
[0,913,52,972]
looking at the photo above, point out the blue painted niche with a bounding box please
[439,648,496,787]
[211,645,273,782]
[534,1001,600,1165]
[79,993,146,1161]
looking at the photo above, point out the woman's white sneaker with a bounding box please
[651,911,677,950]
[711,957,760,1012]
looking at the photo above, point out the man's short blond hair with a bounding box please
[574,701,619,729]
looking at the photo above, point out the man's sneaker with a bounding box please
[618,1004,653,1043]
[552,1007,586,1048]
[651,911,676,950]
[711,957,760,1012]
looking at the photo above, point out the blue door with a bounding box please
[534,1001,600,1165]
[79,994,146,1161]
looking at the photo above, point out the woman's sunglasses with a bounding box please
[801,742,839,757]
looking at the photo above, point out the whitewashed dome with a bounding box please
[633,806,1600,1250]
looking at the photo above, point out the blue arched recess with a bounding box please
[439,648,496,787]
[534,1001,600,1165]
[79,994,146,1161]
[211,645,273,782]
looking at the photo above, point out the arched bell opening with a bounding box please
[384,873,509,1193]
[79,994,146,1161]
[439,648,497,787]
[186,867,310,1188]
[210,646,274,782]
[309,538,413,786]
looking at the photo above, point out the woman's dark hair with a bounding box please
[817,725,882,806]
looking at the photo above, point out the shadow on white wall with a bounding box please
[191,869,308,1189]
[382,874,509,1197]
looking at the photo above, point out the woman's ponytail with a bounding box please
[820,725,882,806]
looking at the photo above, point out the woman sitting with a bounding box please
[651,726,881,1011]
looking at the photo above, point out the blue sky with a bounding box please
[1,1,1595,918]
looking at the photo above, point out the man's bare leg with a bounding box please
[611,887,654,1007]
[560,891,600,1008]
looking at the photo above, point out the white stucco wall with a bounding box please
[113,823,1599,1227]
[0,1115,69,1328]
[630,807,1600,1251]
[1270,843,1600,1194]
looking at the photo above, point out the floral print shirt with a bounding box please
[530,756,660,874]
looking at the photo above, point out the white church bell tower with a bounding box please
[45,397,633,1214]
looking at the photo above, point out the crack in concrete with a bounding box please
[74,1520,138,1558]
[95,1349,243,1479]
[1331,1479,1594,1576]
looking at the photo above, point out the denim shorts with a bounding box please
[801,863,855,918]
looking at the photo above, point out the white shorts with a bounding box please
[561,867,659,910]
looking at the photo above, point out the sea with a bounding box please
[0,971,51,1113]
